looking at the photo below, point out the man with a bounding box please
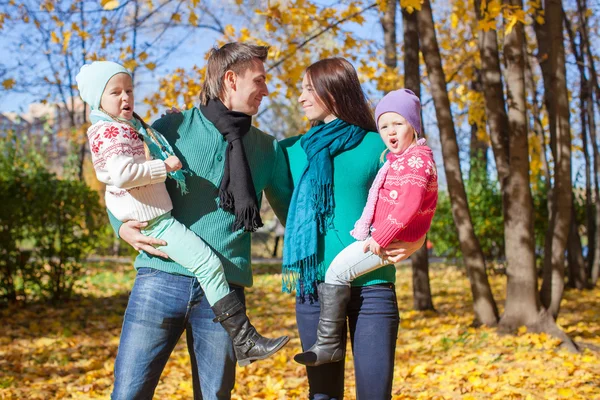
[107,43,293,400]
[108,42,422,399]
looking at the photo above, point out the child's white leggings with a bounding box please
[324,239,390,286]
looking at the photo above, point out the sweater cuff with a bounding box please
[148,160,168,185]
[371,223,401,249]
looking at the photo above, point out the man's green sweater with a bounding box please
[281,132,396,288]
[108,108,293,288]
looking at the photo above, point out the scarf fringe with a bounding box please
[231,204,263,233]
[311,182,335,234]
[219,189,235,212]
[175,178,189,195]
[282,253,321,294]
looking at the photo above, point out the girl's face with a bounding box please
[298,74,336,123]
[101,73,134,120]
[378,112,416,154]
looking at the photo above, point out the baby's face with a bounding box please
[101,73,134,120]
[378,112,416,154]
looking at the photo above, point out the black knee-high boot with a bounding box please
[212,291,290,367]
[294,283,351,367]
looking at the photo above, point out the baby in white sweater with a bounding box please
[76,61,288,366]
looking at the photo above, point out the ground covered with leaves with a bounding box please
[1,262,599,399]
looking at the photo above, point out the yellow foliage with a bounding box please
[2,78,16,90]
[40,0,55,12]
[122,59,138,71]
[62,30,72,54]
[100,0,120,11]
[188,11,198,27]
[400,0,423,13]
[51,31,60,44]
[1,264,599,399]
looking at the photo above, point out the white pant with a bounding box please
[325,239,389,286]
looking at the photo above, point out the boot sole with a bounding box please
[237,336,290,367]
[294,352,345,367]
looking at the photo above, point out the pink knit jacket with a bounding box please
[351,141,438,248]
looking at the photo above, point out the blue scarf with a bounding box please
[282,118,367,295]
[90,109,188,194]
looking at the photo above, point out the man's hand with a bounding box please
[119,220,170,259]
[381,235,426,263]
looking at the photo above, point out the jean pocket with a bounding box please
[136,267,161,278]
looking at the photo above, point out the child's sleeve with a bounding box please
[371,149,436,248]
[91,122,167,189]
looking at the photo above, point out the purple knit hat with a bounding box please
[375,88,422,135]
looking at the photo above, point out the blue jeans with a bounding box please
[111,268,242,400]
[296,283,400,400]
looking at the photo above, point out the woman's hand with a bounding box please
[381,235,426,263]
[119,220,170,259]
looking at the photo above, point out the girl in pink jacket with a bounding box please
[295,88,438,367]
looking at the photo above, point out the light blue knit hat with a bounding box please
[76,61,131,110]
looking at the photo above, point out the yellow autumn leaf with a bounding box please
[558,388,574,397]
[62,30,72,53]
[189,11,198,27]
[100,0,120,11]
[401,0,423,13]
[123,59,138,70]
[171,12,181,23]
[145,62,156,71]
[41,0,54,12]
[451,12,459,29]
[505,15,519,35]
[2,78,16,90]
[51,31,60,44]
[138,51,148,62]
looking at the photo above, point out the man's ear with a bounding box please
[223,70,237,91]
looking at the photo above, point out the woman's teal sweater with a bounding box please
[281,132,396,288]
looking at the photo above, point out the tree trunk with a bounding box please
[577,0,600,285]
[479,0,539,329]
[567,205,588,289]
[533,4,559,279]
[563,11,591,289]
[417,0,498,326]
[380,0,396,81]
[469,69,489,182]
[540,0,572,318]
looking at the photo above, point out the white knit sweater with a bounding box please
[87,120,173,222]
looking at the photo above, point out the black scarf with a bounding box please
[200,98,263,232]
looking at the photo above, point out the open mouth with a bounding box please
[390,137,398,146]
[122,105,132,112]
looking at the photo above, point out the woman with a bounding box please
[281,58,424,399]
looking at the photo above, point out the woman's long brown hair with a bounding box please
[305,58,377,132]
